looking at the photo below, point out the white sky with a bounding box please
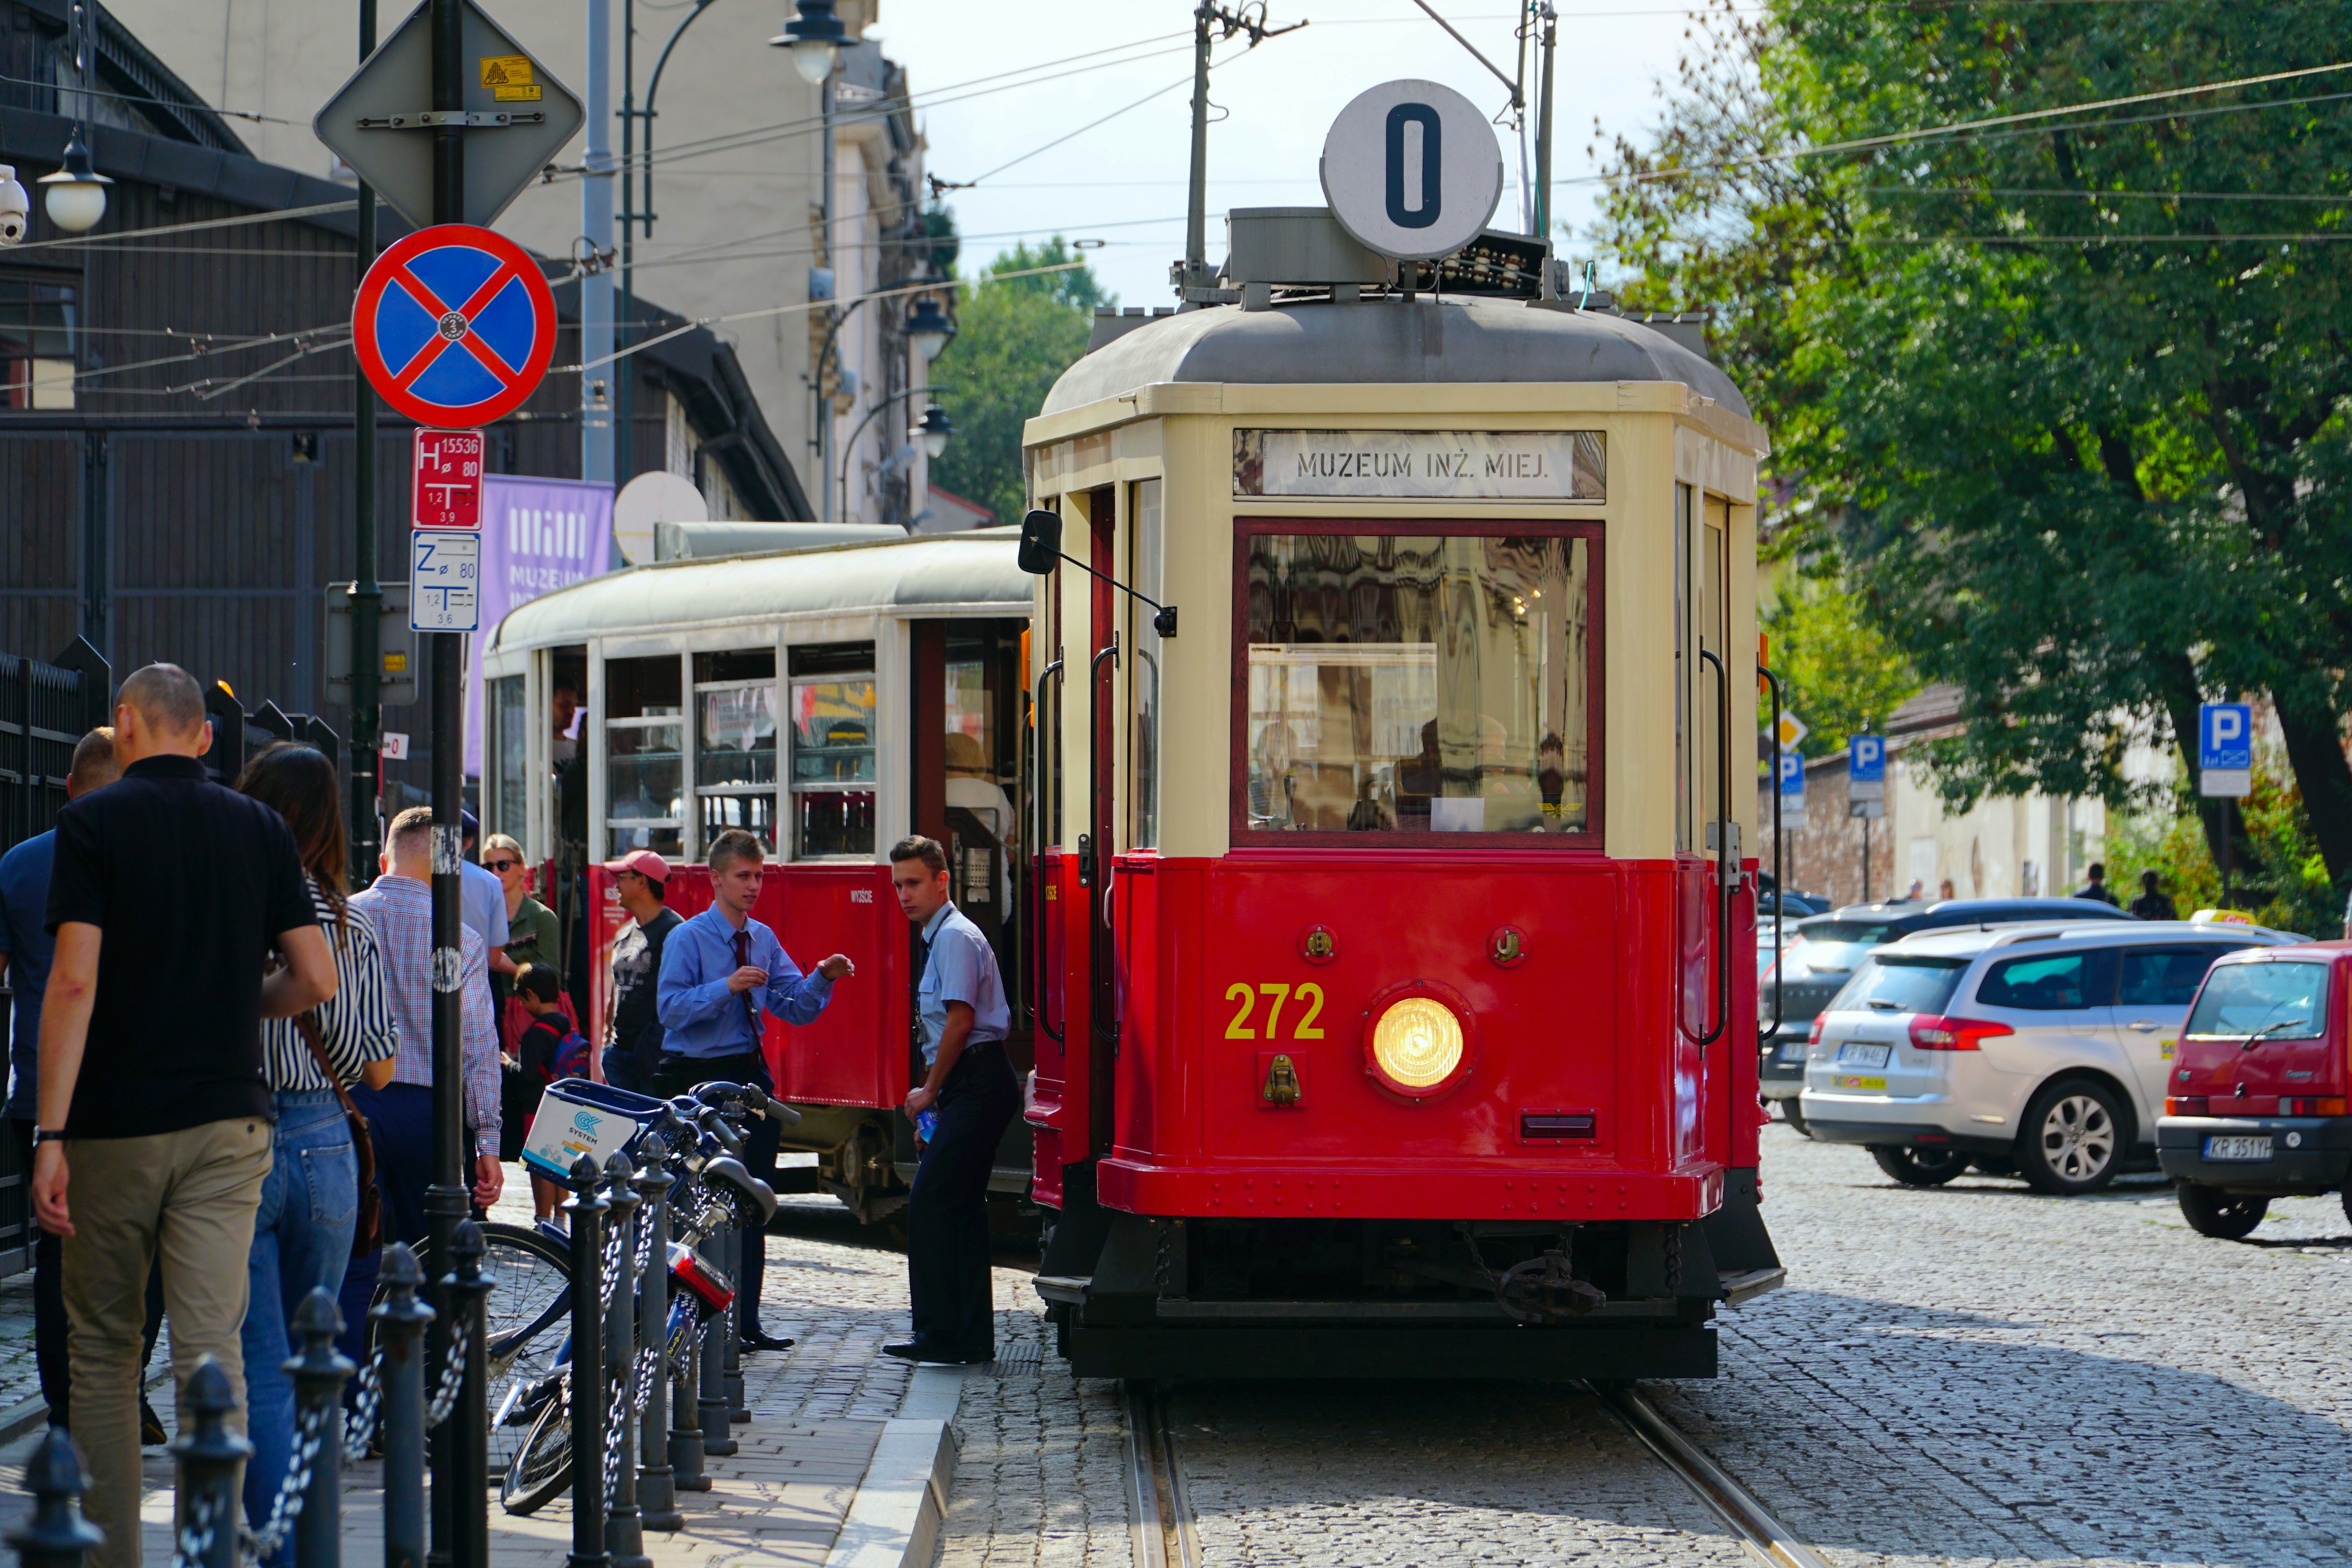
[864,1,1708,306]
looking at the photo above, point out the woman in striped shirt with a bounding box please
[235,744,398,1567]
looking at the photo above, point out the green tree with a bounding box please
[1593,1,2352,897]
[1763,575,1921,758]
[927,238,1109,524]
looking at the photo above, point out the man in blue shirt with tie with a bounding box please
[656,829,853,1349]
[884,834,1016,1365]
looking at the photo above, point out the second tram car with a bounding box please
[479,530,1037,1221]
[1018,262,1784,1379]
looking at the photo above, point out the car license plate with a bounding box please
[1779,1042,1807,1061]
[2204,1135,2272,1161]
[1833,1074,1887,1091]
[1838,1042,1893,1069]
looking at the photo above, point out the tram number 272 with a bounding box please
[1224,982,1329,1041]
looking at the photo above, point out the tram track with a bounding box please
[1120,1378,1827,1568]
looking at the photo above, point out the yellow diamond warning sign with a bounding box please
[479,55,542,102]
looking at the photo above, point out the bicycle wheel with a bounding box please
[499,1382,573,1517]
[476,1222,573,1477]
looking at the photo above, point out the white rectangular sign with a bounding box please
[2200,768,2252,799]
[380,732,410,760]
[1235,429,1605,501]
[410,529,481,632]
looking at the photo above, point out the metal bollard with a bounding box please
[288,1288,356,1568]
[695,1224,737,1458]
[7,1428,105,1568]
[603,1153,651,1568]
[374,1244,434,1568]
[565,1153,612,1568]
[170,1358,251,1568]
[634,1159,683,1531]
[442,1221,492,1568]
[725,1298,748,1425]
[666,1266,709,1494]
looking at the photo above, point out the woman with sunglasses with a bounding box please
[486,834,563,1162]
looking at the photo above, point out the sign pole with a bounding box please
[424,4,482,1567]
[350,0,382,892]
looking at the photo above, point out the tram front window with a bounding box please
[696,648,778,850]
[789,641,876,858]
[606,654,685,856]
[1242,530,1596,839]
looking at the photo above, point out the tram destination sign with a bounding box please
[1235,429,1605,501]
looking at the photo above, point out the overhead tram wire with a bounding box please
[0,70,300,124]
[628,214,1189,274]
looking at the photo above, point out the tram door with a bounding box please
[1674,485,1730,1159]
[1084,488,1119,1158]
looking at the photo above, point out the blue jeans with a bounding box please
[241,1091,358,1567]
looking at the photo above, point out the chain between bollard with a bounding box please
[243,1402,329,1560]
[342,1348,385,1461]
[603,1343,662,1507]
[169,1490,224,1568]
[424,1313,473,1428]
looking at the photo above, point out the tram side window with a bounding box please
[696,649,778,851]
[1241,530,1596,839]
[1128,478,1164,849]
[789,641,876,858]
[606,654,685,856]
[489,676,528,840]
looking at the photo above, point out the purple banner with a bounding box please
[466,473,613,776]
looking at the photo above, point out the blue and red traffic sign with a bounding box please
[354,224,554,428]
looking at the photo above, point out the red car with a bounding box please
[2158,941,2352,1237]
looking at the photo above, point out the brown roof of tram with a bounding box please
[1040,295,1752,419]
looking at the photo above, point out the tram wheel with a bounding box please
[1869,1145,1969,1188]
[2176,1183,2269,1240]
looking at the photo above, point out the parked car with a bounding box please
[2158,943,2352,1238]
[1798,918,2305,1193]
[1760,897,2138,1132]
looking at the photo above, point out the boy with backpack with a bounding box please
[513,963,590,1225]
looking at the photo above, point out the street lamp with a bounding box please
[905,295,954,365]
[38,130,109,235]
[773,0,845,85]
[913,403,953,459]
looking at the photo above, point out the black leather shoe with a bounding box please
[884,1341,990,1365]
[741,1329,796,1352]
[882,1340,928,1362]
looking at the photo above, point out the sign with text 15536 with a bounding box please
[1234,429,1605,501]
[413,429,484,529]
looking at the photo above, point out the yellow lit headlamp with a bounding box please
[1368,994,1467,1096]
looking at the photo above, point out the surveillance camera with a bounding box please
[0,165,28,246]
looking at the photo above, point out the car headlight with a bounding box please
[1370,995,1465,1093]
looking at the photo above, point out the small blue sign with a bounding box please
[1849,734,1885,783]
[2199,703,2252,772]
[1777,750,1805,796]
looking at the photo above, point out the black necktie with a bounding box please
[734,928,758,1037]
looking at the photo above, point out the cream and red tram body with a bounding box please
[1022,292,1784,1379]
[479,532,1039,1221]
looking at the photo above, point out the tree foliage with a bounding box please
[926,238,1110,526]
[1763,574,1921,758]
[1593,0,2352,893]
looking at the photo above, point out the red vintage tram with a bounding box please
[1017,225,1782,1379]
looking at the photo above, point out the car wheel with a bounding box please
[1970,1155,2017,1178]
[1870,1145,1969,1187]
[1782,1100,1812,1137]
[2016,1079,2125,1195]
[2177,1182,2269,1240]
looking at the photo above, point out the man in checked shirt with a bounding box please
[337,808,503,1354]
[657,829,852,1349]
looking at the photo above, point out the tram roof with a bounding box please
[489,528,1028,652]
[1041,295,1751,420]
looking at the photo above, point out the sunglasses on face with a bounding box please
[486,859,522,872]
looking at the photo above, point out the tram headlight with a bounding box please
[1369,995,1465,1094]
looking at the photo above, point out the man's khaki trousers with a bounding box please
[63,1117,270,1568]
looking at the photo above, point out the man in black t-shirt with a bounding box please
[600,850,680,1093]
[32,665,336,1568]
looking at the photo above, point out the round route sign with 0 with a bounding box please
[353,224,556,428]
[1319,79,1504,262]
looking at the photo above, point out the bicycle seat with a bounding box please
[698,1155,779,1228]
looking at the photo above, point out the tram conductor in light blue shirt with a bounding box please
[884,834,1017,1365]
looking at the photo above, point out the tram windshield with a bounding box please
[1242,529,1596,838]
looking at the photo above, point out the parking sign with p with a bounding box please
[2199,702,2252,797]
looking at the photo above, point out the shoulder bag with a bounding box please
[295,1013,384,1257]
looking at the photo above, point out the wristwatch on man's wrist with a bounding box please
[31,1127,66,1148]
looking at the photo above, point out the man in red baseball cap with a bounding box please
[600,850,678,1095]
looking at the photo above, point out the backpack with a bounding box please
[549,1024,594,1082]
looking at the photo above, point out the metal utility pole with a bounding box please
[1532,1,1556,293]
[423,4,476,1566]
[817,56,837,519]
[1175,2,1305,304]
[582,0,616,486]
[350,0,382,889]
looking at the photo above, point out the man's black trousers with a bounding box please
[907,1044,1019,1356]
[654,1051,781,1333]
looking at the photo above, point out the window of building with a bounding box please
[695,648,777,852]
[1238,526,1599,843]
[605,654,685,856]
[788,641,876,857]
[0,274,77,409]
